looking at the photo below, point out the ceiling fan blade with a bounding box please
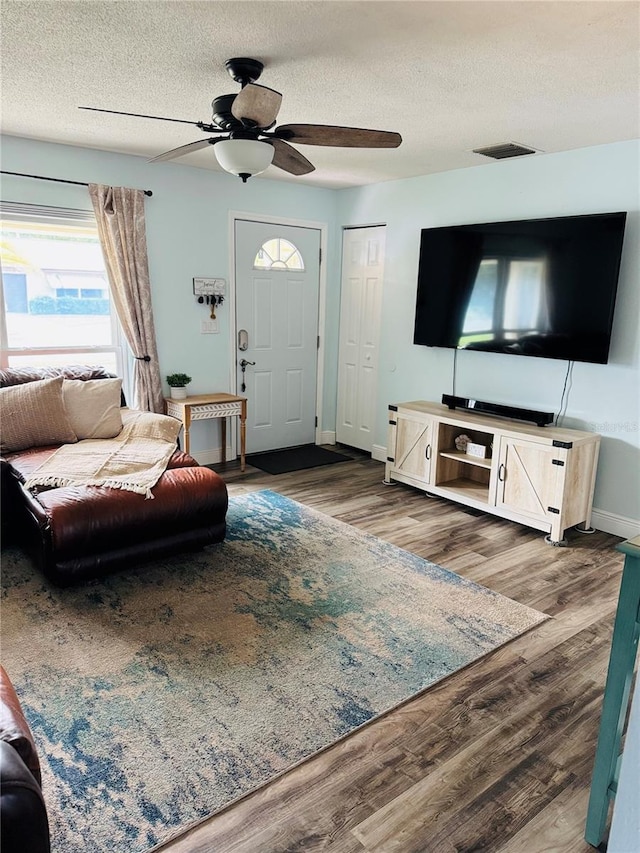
[270,139,315,176]
[276,124,402,148]
[148,138,221,163]
[231,84,283,128]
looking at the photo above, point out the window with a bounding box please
[0,206,125,378]
[253,238,304,271]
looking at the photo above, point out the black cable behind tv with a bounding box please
[442,395,554,427]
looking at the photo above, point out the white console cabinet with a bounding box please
[385,401,600,544]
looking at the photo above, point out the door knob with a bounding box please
[239,358,255,393]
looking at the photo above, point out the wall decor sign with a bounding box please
[193,278,226,297]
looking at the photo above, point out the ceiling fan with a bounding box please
[79,57,402,182]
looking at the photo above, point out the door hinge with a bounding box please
[389,405,398,412]
[389,419,397,426]
[387,456,395,463]
[317,335,320,349]
[547,506,560,514]
[552,440,573,449]
[315,416,318,427]
[552,459,565,466]
[319,247,322,264]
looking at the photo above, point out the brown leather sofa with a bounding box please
[0,665,50,853]
[1,365,228,585]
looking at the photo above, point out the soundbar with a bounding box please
[441,395,554,427]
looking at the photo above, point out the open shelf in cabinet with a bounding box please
[439,450,492,469]
[435,454,491,504]
[438,423,494,460]
[434,421,493,504]
[436,477,491,503]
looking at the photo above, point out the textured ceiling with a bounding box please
[1,1,638,189]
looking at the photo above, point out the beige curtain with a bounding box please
[89,184,164,413]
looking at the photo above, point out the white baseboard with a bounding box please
[371,444,387,463]
[590,509,639,540]
[190,447,232,466]
[319,430,336,445]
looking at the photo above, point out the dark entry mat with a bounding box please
[246,445,352,475]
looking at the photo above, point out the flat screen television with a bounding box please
[413,212,627,364]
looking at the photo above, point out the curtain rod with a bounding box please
[0,171,153,197]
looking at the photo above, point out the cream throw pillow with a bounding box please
[62,378,123,439]
[0,377,78,453]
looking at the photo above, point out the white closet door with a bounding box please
[336,226,386,451]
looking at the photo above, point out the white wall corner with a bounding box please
[319,430,336,445]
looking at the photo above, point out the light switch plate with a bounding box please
[201,319,219,334]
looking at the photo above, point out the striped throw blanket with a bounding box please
[24,409,182,499]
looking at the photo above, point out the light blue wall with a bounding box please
[336,141,640,525]
[0,135,340,454]
[2,135,638,526]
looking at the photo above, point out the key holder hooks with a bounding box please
[193,278,226,317]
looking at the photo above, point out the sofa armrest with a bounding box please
[0,666,50,853]
[0,741,51,853]
[168,449,201,468]
[0,666,41,786]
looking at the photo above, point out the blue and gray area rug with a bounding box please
[1,490,547,852]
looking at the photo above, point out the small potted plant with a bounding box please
[166,373,192,399]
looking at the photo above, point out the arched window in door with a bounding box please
[253,238,305,271]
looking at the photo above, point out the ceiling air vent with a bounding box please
[473,142,537,160]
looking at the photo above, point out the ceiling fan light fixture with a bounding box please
[214,138,274,182]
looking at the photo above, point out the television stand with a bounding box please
[385,401,600,545]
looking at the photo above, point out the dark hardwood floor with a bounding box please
[160,448,624,853]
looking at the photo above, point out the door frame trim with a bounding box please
[228,211,328,453]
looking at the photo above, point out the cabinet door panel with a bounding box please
[393,415,433,483]
[495,437,564,520]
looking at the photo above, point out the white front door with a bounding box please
[235,219,321,454]
[336,226,386,451]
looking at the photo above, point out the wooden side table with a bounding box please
[585,533,640,847]
[165,393,247,472]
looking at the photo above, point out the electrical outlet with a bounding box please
[201,319,219,334]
